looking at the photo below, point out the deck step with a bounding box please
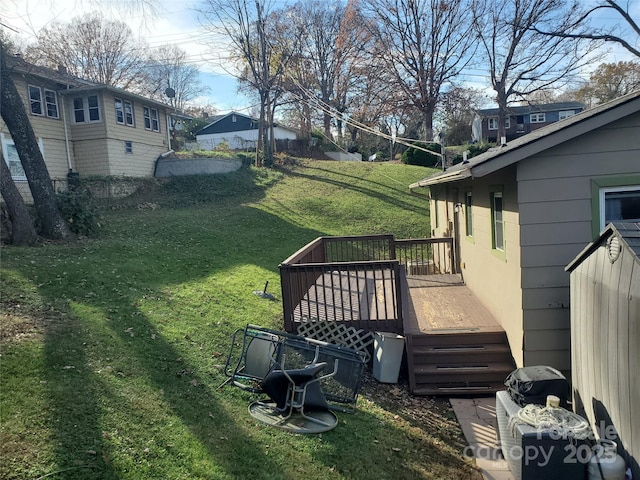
[407,331,515,396]
[412,383,506,396]
[412,344,512,363]
[410,331,508,347]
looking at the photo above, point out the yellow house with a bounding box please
[410,91,640,376]
[1,55,174,198]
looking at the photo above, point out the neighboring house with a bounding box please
[410,90,640,375]
[195,111,298,150]
[471,101,585,143]
[1,55,174,198]
[566,222,639,480]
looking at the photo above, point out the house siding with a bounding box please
[431,165,525,366]
[516,110,640,372]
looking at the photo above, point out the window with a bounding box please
[488,117,510,130]
[123,100,134,126]
[559,110,576,120]
[28,85,43,115]
[73,95,101,123]
[491,191,504,251]
[124,141,133,154]
[600,186,640,229]
[530,113,546,123]
[29,85,59,118]
[143,106,160,131]
[1,133,43,180]
[465,191,473,237]
[433,196,439,229]
[44,89,58,118]
[115,98,124,124]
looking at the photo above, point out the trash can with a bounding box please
[372,332,405,383]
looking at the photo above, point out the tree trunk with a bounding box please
[496,87,508,144]
[0,159,37,245]
[1,46,71,240]
[422,109,434,141]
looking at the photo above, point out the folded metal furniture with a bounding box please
[222,324,366,413]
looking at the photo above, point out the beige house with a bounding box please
[1,55,173,197]
[410,90,640,375]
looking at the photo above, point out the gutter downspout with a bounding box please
[60,90,73,171]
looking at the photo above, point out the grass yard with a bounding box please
[0,160,482,480]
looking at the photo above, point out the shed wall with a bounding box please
[570,244,639,479]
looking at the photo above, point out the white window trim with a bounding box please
[559,110,575,120]
[73,94,102,124]
[599,185,640,230]
[143,106,160,132]
[44,89,59,118]
[530,113,546,123]
[124,141,133,154]
[28,85,43,116]
[123,99,134,126]
[1,133,44,181]
[465,191,473,237]
[115,97,125,124]
[488,118,498,130]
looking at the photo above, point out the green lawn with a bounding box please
[0,160,481,480]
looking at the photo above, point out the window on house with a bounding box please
[74,95,101,123]
[465,191,473,237]
[143,106,160,131]
[600,186,640,229]
[124,141,133,154]
[530,113,546,123]
[28,85,43,115]
[1,133,44,180]
[115,98,124,124]
[433,197,439,229]
[123,100,134,126]
[488,117,510,130]
[44,89,59,118]
[559,110,576,120]
[491,191,504,251]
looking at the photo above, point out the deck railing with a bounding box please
[279,235,454,334]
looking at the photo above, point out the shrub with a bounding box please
[56,189,101,236]
[401,142,442,167]
[451,142,496,165]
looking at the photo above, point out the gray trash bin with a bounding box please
[372,332,405,383]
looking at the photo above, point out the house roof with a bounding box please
[6,54,96,88]
[196,111,298,136]
[476,101,585,117]
[410,90,640,189]
[565,222,640,272]
[7,54,172,110]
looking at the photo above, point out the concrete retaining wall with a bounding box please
[155,157,242,177]
[325,152,362,162]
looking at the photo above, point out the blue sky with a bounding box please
[1,0,254,114]
[2,0,638,113]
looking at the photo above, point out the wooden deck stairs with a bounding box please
[406,329,515,396]
[403,274,515,396]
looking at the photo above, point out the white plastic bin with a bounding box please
[372,332,405,383]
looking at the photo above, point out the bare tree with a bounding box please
[471,0,600,142]
[361,0,477,141]
[199,0,296,166]
[145,45,206,110]
[25,14,148,91]
[286,0,371,142]
[532,0,640,58]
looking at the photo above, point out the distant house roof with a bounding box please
[476,101,585,118]
[566,222,640,272]
[410,90,640,189]
[196,111,298,136]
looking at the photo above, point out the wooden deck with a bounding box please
[403,274,502,334]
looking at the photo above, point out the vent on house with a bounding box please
[607,234,621,263]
